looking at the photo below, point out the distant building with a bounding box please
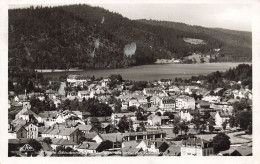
[215,111,231,128]
[181,138,213,156]
[67,75,90,83]
[41,127,84,144]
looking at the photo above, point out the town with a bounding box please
[8,64,252,157]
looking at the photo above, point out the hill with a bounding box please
[8,5,252,70]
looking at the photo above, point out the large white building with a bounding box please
[176,95,195,110]
[181,138,213,156]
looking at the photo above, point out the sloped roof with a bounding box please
[38,111,58,118]
[235,146,252,156]
[78,90,89,95]
[113,112,135,118]
[147,114,161,120]
[12,125,27,133]
[51,138,77,145]
[42,142,52,151]
[42,127,78,136]
[100,133,124,142]
[123,140,140,148]
[147,107,160,112]
[164,145,181,156]
[85,132,98,140]
[45,89,57,94]
[182,138,212,148]
[77,124,93,131]
[122,147,142,154]
[12,118,27,126]
[20,144,34,152]
[77,142,100,150]
[16,107,39,119]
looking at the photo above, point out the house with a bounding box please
[135,140,168,154]
[196,100,210,109]
[78,90,90,99]
[101,78,111,87]
[218,146,252,156]
[77,142,101,154]
[159,97,175,111]
[180,109,197,122]
[19,144,35,155]
[93,133,123,149]
[181,138,213,156]
[15,107,40,123]
[77,124,97,134]
[45,89,58,99]
[184,86,199,95]
[67,75,89,84]
[143,88,160,96]
[147,114,161,126]
[38,111,58,127]
[150,95,161,106]
[121,147,143,156]
[8,125,27,139]
[111,112,136,125]
[175,95,195,110]
[50,138,78,150]
[122,131,166,141]
[24,123,38,139]
[146,107,164,115]
[56,110,85,125]
[202,95,221,103]
[215,110,231,128]
[66,91,78,99]
[164,145,181,156]
[41,127,84,144]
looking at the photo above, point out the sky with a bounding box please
[8,1,253,32]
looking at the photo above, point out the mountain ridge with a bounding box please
[8,4,252,71]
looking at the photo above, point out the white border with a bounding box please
[1,0,260,164]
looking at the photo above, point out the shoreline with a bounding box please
[36,62,252,73]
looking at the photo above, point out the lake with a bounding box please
[43,62,251,81]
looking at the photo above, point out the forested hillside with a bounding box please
[137,19,251,61]
[9,4,252,70]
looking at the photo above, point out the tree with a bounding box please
[200,57,205,63]
[28,139,42,152]
[43,137,52,144]
[108,124,118,133]
[90,117,101,130]
[222,120,228,130]
[232,100,251,115]
[97,140,113,152]
[139,121,146,132]
[127,106,137,112]
[56,145,65,153]
[208,117,215,133]
[173,125,179,136]
[156,112,162,116]
[163,111,175,120]
[212,132,231,153]
[179,121,189,135]
[236,110,252,130]
[118,116,133,132]
[65,147,73,152]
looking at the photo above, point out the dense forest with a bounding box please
[9,4,252,70]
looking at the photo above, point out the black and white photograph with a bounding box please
[1,0,260,162]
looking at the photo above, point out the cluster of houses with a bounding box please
[8,74,252,156]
